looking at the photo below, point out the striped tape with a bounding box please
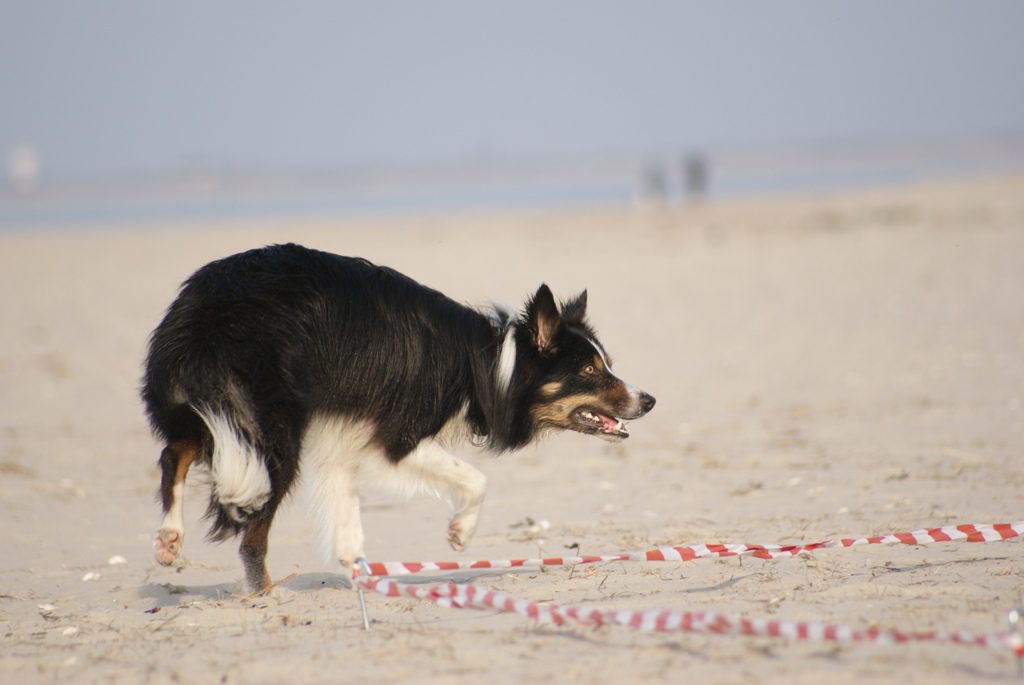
[352,520,1024,655]
[358,520,1024,577]
[357,575,1021,654]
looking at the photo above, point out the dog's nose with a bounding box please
[639,392,656,414]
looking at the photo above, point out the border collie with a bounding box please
[143,244,655,593]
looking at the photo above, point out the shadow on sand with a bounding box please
[139,567,534,606]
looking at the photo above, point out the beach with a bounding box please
[1,175,1023,684]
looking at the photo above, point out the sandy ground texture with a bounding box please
[1,175,1023,684]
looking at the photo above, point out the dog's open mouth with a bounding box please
[574,408,630,438]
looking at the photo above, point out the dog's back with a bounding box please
[144,244,492,465]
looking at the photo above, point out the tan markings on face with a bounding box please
[539,381,564,397]
[531,392,609,429]
[591,355,605,372]
[604,380,632,403]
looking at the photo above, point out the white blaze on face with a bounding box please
[585,336,611,370]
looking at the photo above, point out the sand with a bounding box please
[1,175,1023,684]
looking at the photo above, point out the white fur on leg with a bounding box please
[301,416,375,570]
[161,482,185,533]
[395,441,487,551]
[300,414,489,570]
[154,482,185,565]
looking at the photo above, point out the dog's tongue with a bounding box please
[597,413,627,435]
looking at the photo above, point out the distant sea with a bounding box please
[2,139,1022,229]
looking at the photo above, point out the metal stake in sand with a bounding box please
[355,557,372,631]
[1009,608,1024,678]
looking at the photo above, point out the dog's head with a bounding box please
[515,285,655,441]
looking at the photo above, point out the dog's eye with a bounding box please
[582,364,596,375]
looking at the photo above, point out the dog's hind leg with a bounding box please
[154,440,199,565]
[397,443,487,551]
[234,441,299,595]
[239,517,274,594]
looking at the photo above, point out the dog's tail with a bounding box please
[191,398,273,541]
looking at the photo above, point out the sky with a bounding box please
[2,2,1024,184]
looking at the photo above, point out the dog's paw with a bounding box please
[337,551,366,577]
[154,528,182,566]
[447,527,466,552]
[447,514,478,552]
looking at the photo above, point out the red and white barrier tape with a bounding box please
[353,520,1024,656]
[357,576,1023,655]
[358,520,1024,578]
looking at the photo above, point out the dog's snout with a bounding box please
[639,392,656,414]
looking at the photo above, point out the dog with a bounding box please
[143,243,655,593]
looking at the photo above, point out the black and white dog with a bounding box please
[143,244,655,593]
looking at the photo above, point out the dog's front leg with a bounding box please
[330,482,365,572]
[446,471,485,551]
[304,451,366,575]
[399,443,487,551]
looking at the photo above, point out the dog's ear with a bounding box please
[561,289,588,324]
[526,284,561,353]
